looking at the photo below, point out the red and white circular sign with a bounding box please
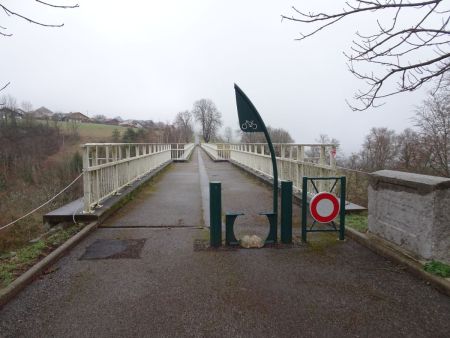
[309,192,340,223]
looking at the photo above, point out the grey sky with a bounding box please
[1,0,434,154]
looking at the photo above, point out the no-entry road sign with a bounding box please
[309,192,340,223]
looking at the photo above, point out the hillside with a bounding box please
[0,121,131,251]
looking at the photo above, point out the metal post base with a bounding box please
[260,212,277,244]
[225,212,244,246]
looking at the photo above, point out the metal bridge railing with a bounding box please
[201,143,337,195]
[82,143,194,212]
[171,143,195,161]
[201,143,230,160]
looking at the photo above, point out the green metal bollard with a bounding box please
[210,182,222,247]
[339,176,346,241]
[281,180,293,244]
[301,177,308,242]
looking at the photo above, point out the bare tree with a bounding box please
[282,1,450,110]
[1,94,17,109]
[359,127,398,171]
[92,114,107,122]
[396,128,425,171]
[223,126,233,143]
[174,110,194,143]
[21,101,33,112]
[239,126,294,143]
[192,99,222,143]
[414,88,450,176]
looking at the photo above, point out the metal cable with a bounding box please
[0,172,84,231]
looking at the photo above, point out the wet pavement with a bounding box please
[1,147,450,337]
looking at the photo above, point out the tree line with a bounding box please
[341,88,449,177]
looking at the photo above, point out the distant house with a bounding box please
[104,118,120,126]
[28,106,54,119]
[63,112,90,123]
[16,108,26,116]
[0,107,23,120]
[119,120,143,128]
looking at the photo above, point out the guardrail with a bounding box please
[82,143,194,212]
[201,143,230,160]
[201,143,337,195]
[171,143,195,161]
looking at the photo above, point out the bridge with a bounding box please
[1,144,450,337]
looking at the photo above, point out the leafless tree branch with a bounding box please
[282,0,450,110]
[35,0,79,9]
[0,1,77,91]
[0,1,78,36]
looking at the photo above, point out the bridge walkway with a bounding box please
[1,148,450,337]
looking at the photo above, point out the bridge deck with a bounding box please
[1,148,450,337]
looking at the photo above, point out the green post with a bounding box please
[264,131,278,215]
[339,176,346,241]
[301,177,308,242]
[210,182,222,247]
[281,180,292,244]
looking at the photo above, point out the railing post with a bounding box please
[298,146,304,162]
[210,182,222,248]
[319,145,326,165]
[330,146,337,168]
[105,145,110,163]
[83,145,91,213]
[339,176,346,241]
[94,146,100,205]
[126,145,131,183]
[301,177,308,242]
[114,146,119,194]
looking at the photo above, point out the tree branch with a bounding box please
[282,0,449,110]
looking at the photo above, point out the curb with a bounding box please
[0,221,98,308]
[346,227,450,297]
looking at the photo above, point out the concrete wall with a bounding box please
[368,170,450,264]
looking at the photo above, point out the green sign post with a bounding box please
[234,84,279,243]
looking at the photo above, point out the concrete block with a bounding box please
[368,170,450,264]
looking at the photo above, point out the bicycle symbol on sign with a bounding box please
[241,120,258,130]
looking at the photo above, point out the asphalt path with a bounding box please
[1,147,449,337]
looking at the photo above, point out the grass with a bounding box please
[345,212,368,232]
[424,261,450,278]
[49,121,131,142]
[0,223,84,289]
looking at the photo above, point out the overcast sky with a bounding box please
[1,0,435,154]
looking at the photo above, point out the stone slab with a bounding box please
[368,170,450,263]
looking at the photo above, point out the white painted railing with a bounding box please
[202,143,338,195]
[201,143,230,160]
[82,143,193,212]
[171,143,195,161]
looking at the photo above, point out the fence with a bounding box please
[201,143,230,160]
[82,143,194,212]
[201,143,337,195]
[171,143,196,161]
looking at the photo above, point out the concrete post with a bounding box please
[368,170,450,263]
